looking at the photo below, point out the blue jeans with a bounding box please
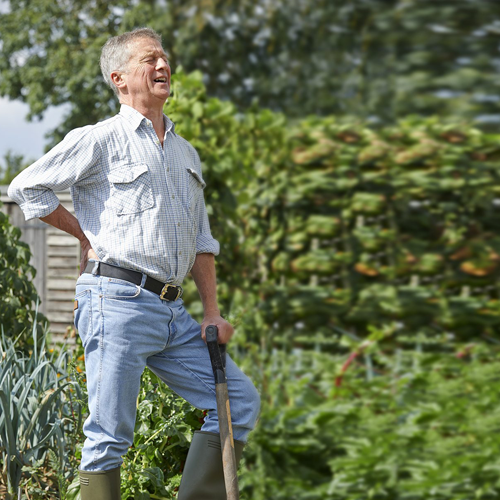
[74,268,260,471]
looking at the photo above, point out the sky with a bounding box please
[0,97,68,163]
[0,1,68,164]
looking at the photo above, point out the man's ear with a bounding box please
[111,71,126,92]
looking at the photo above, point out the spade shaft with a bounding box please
[205,325,239,500]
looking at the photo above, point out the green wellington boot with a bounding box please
[177,430,245,500]
[79,466,121,500]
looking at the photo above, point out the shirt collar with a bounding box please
[119,104,145,130]
[119,104,176,135]
[164,114,175,136]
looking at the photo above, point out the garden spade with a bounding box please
[205,324,239,500]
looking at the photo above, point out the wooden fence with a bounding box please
[0,186,80,338]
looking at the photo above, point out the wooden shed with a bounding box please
[0,186,80,339]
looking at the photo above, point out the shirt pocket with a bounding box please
[109,163,154,215]
[185,167,205,213]
[186,167,206,189]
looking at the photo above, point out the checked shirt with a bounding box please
[8,104,220,285]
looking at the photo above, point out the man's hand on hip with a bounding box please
[39,204,98,274]
[80,238,98,275]
[201,314,234,344]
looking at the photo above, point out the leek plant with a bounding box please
[0,315,83,499]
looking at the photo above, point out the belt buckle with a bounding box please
[160,284,182,301]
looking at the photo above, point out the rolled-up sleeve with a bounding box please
[195,198,220,255]
[7,126,100,220]
[188,149,220,256]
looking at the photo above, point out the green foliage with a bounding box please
[165,72,500,355]
[121,369,205,499]
[6,320,499,499]
[1,318,494,500]
[229,328,500,500]
[326,341,500,500]
[227,112,500,351]
[2,31,500,497]
[1,1,500,148]
[0,151,31,185]
[0,201,48,345]
[165,69,288,319]
[163,75,500,497]
[0,323,83,499]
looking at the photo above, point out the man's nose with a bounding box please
[156,57,169,71]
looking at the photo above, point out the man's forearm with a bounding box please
[41,203,97,272]
[191,253,234,344]
[40,203,86,242]
[190,253,220,315]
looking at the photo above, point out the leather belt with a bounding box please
[83,261,183,301]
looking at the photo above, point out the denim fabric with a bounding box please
[74,270,260,472]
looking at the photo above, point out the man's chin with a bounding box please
[153,90,170,101]
[156,87,170,97]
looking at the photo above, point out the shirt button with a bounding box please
[179,251,182,256]
[167,168,170,172]
[177,222,181,226]
[172,195,175,199]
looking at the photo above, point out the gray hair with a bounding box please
[100,28,163,96]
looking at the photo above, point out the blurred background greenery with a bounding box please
[1,1,500,499]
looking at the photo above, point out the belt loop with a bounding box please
[91,261,99,276]
[140,273,147,288]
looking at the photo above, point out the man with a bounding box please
[8,27,260,500]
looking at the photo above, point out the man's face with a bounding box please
[120,37,171,105]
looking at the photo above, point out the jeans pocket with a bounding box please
[103,278,141,300]
[74,288,93,348]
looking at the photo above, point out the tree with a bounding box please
[1,0,500,150]
[0,151,31,184]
